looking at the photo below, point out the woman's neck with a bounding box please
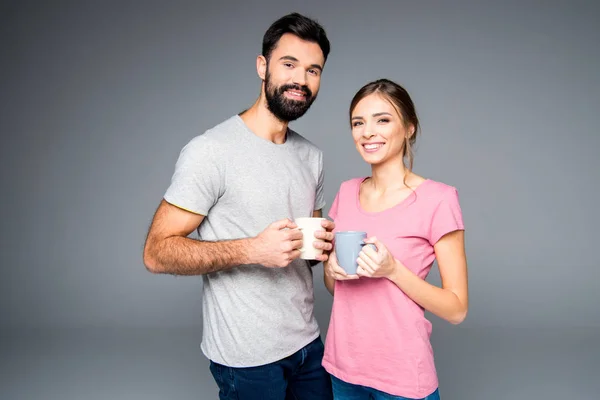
[368,159,409,193]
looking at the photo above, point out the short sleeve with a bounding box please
[328,191,340,221]
[428,187,465,245]
[163,135,224,215]
[314,151,326,211]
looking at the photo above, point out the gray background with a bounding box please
[1,0,599,399]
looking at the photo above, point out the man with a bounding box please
[143,12,334,400]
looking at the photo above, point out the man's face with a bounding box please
[262,33,325,122]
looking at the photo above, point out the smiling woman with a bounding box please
[322,79,468,400]
[349,80,420,188]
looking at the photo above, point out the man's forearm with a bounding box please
[146,236,254,275]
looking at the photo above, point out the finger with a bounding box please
[273,218,296,230]
[313,240,332,251]
[356,265,371,277]
[290,239,303,250]
[286,220,298,229]
[332,263,349,275]
[321,219,335,231]
[286,229,304,240]
[334,267,359,280]
[357,256,375,275]
[335,272,359,280]
[314,230,334,242]
[358,249,377,268]
[288,249,301,260]
[315,253,328,262]
[361,243,378,259]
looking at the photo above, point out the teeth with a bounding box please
[287,91,305,97]
[364,144,382,150]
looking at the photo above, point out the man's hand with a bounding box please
[251,219,304,268]
[312,219,335,262]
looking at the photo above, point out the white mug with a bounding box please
[294,217,326,260]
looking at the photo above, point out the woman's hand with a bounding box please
[356,237,402,279]
[325,250,359,281]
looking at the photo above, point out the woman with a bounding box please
[322,79,468,400]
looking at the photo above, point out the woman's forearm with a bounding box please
[388,261,467,324]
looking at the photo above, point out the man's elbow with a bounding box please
[143,245,163,274]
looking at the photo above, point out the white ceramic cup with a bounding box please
[294,217,326,260]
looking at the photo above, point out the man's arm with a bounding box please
[143,200,304,275]
[143,200,253,275]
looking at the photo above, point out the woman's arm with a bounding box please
[324,260,336,295]
[388,230,468,324]
[357,230,468,324]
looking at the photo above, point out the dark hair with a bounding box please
[349,79,420,183]
[262,12,331,64]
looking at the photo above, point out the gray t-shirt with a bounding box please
[163,115,326,367]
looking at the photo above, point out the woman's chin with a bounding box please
[360,152,385,165]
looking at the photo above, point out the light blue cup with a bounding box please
[334,231,377,275]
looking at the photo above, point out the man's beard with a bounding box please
[264,70,316,122]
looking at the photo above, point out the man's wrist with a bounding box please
[241,237,258,265]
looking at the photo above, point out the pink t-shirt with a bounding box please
[322,177,464,398]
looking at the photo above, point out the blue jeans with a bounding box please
[209,337,333,400]
[331,375,440,400]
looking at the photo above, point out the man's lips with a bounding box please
[285,89,307,99]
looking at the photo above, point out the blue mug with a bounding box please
[334,231,377,275]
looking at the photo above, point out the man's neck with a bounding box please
[239,95,289,144]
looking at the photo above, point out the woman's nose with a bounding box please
[363,130,375,139]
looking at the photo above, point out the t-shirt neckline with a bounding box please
[355,176,432,216]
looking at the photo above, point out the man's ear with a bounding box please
[257,55,267,80]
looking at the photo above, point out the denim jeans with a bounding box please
[331,375,440,400]
[209,336,333,400]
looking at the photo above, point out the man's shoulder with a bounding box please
[182,115,241,150]
[202,115,242,140]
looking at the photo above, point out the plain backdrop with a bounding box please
[1,0,599,399]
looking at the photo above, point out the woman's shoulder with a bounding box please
[418,178,461,207]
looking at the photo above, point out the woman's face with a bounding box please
[350,93,412,166]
